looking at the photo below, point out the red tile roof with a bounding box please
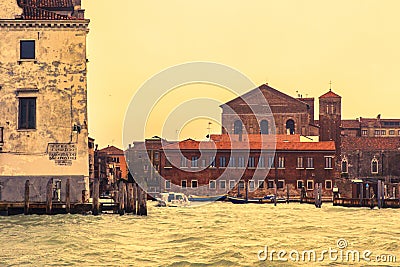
[341,119,360,129]
[319,90,341,99]
[99,145,124,155]
[163,136,335,151]
[342,136,400,151]
[18,0,78,20]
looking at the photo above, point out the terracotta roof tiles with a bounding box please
[319,90,341,99]
[342,136,400,151]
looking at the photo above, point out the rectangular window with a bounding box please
[325,156,333,169]
[389,130,395,135]
[229,180,236,189]
[219,156,226,168]
[307,157,314,169]
[249,180,255,191]
[307,180,314,190]
[219,180,226,189]
[154,152,159,160]
[375,130,380,136]
[268,156,275,168]
[191,156,198,168]
[238,181,245,189]
[381,130,386,135]
[180,156,187,168]
[165,180,171,189]
[209,180,216,189]
[248,156,255,168]
[278,157,285,168]
[258,156,265,168]
[18,97,36,129]
[20,40,35,59]
[297,180,304,189]
[228,156,235,168]
[210,156,216,168]
[238,156,245,168]
[325,180,332,190]
[201,159,207,168]
[143,164,149,171]
[297,157,304,169]
[267,180,274,189]
[362,130,368,136]
[277,180,284,189]
[398,130,400,135]
[371,159,379,174]
[181,180,187,188]
[191,180,198,188]
[257,180,264,189]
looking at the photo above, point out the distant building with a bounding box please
[0,0,90,202]
[159,135,337,199]
[94,145,128,196]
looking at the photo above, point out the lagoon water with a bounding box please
[0,202,399,266]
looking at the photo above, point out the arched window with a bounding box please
[341,157,348,173]
[286,119,295,135]
[234,120,242,134]
[371,157,379,174]
[260,120,269,134]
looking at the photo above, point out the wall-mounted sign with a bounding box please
[48,143,77,166]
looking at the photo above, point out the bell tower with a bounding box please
[319,88,341,155]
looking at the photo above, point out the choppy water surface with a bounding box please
[0,202,399,266]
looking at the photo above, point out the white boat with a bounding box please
[156,192,190,207]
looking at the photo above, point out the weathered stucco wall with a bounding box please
[0,20,90,201]
[0,1,23,19]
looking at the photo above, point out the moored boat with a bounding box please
[227,195,286,204]
[188,194,227,202]
[156,192,190,207]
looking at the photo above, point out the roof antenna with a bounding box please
[329,80,333,91]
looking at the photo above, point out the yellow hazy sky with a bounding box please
[83,1,400,148]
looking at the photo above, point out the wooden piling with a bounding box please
[24,180,30,215]
[126,183,133,213]
[286,184,290,204]
[118,181,125,216]
[138,186,147,216]
[377,180,382,209]
[359,183,363,207]
[92,177,100,215]
[273,181,277,206]
[66,178,71,214]
[46,179,53,215]
[133,183,137,215]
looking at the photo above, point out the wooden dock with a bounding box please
[0,178,148,216]
[333,198,400,208]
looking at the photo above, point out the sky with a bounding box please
[83,1,400,149]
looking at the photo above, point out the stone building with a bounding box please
[0,0,90,202]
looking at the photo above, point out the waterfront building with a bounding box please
[0,0,90,202]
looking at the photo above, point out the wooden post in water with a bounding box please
[245,180,248,201]
[92,177,100,215]
[359,183,363,207]
[133,183,137,215]
[46,179,53,215]
[381,181,385,208]
[118,181,125,216]
[66,178,71,214]
[286,184,290,204]
[377,180,382,209]
[274,181,277,206]
[138,186,147,216]
[126,183,133,213]
[24,180,30,215]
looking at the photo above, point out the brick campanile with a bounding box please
[319,90,341,157]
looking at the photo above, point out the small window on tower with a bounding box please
[20,40,35,60]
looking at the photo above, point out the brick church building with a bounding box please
[127,83,400,199]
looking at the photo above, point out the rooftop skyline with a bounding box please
[82,1,400,147]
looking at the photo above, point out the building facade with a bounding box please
[159,135,337,199]
[0,0,90,202]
